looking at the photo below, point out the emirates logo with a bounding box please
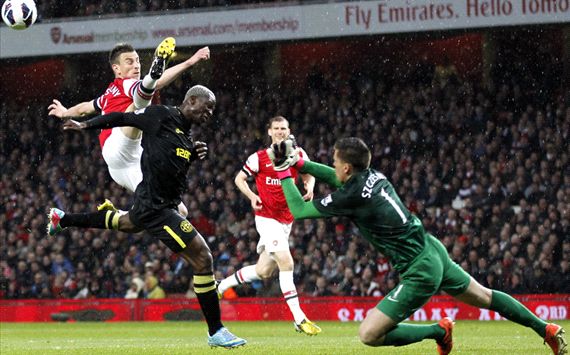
[51,27,62,44]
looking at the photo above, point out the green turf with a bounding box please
[1,320,567,354]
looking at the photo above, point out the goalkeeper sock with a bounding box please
[194,274,224,336]
[133,76,156,108]
[382,323,445,346]
[279,270,306,324]
[218,265,259,294]
[60,211,119,230]
[489,290,547,337]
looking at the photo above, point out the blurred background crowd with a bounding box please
[1,0,568,300]
[2,51,568,300]
[34,0,298,19]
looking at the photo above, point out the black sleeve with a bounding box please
[93,97,102,113]
[83,106,165,133]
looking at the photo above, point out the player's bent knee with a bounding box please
[195,248,213,270]
[276,259,293,271]
[183,250,212,274]
[358,324,385,346]
[456,277,493,308]
[256,265,275,279]
[479,285,493,305]
[182,235,214,273]
[118,214,140,233]
[272,251,294,271]
[273,262,293,273]
[358,308,393,346]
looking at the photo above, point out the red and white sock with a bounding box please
[218,265,259,294]
[133,75,157,109]
[280,270,306,324]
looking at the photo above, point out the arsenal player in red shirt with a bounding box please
[217,116,322,335]
[48,39,209,209]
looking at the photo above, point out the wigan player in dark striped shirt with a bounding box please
[47,85,246,349]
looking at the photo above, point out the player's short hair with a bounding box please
[267,116,289,129]
[109,43,136,65]
[334,137,371,172]
[184,85,216,102]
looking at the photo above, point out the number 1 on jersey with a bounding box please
[381,188,407,224]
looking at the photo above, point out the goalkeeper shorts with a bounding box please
[377,234,471,323]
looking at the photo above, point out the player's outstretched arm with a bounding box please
[281,177,324,219]
[62,119,87,131]
[62,109,156,132]
[156,46,210,90]
[48,99,96,118]
[298,160,342,189]
[62,112,125,131]
[269,138,342,189]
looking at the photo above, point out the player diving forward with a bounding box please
[47,85,246,349]
[48,38,210,216]
[269,137,567,355]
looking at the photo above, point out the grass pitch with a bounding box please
[1,320,568,354]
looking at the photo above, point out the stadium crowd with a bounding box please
[34,0,296,19]
[1,60,569,300]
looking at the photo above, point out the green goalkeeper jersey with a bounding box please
[312,168,426,272]
[281,162,428,273]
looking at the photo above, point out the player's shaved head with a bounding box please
[267,115,289,128]
[335,137,371,172]
[109,43,136,65]
[185,85,216,103]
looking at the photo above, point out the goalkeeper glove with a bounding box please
[268,138,300,171]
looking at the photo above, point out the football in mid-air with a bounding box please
[2,0,37,30]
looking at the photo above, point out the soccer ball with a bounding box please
[2,0,37,30]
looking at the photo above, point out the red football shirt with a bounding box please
[242,148,309,224]
[94,78,142,148]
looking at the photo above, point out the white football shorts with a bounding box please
[101,127,143,192]
[255,215,292,254]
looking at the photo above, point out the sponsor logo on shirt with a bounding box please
[265,177,281,186]
[176,148,191,161]
[134,108,146,115]
[104,85,121,98]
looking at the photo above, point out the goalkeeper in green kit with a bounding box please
[268,136,567,355]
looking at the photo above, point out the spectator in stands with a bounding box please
[0,59,567,304]
[125,277,144,299]
[145,275,165,299]
[311,276,333,297]
[29,272,50,298]
[35,0,300,19]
